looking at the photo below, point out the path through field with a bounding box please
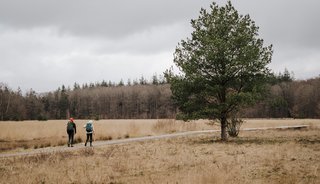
[0,125,309,158]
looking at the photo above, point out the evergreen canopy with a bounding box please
[166,1,273,140]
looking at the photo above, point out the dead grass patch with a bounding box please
[0,119,214,152]
[0,120,318,155]
[152,119,205,133]
[0,120,320,184]
[0,127,319,183]
[79,148,95,157]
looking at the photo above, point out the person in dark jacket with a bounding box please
[66,118,77,147]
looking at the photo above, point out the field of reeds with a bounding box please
[0,119,319,183]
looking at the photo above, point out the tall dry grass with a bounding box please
[0,126,319,184]
[0,119,213,152]
[241,118,320,128]
[0,119,319,152]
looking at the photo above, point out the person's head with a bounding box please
[88,120,93,124]
[69,118,74,122]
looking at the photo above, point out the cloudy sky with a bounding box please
[0,0,319,92]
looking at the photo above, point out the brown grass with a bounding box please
[0,119,319,153]
[0,126,319,184]
[0,119,320,152]
[0,119,214,152]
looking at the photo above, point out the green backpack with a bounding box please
[67,122,74,132]
[86,122,93,132]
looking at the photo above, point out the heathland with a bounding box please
[0,119,319,183]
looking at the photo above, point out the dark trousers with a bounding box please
[67,131,74,146]
[85,133,93,146]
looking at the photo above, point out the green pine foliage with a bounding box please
[165,1,273,140]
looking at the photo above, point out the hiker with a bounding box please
[66,118,77,147]
[84,120,94,147]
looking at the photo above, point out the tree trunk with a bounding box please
[218,82,228,141]
[220,116,228,141]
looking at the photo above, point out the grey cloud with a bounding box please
[227,0,320,49]
[0,0,319,92]
[0,0,211,39]
[93,22,192,55]
[213,0,320,79]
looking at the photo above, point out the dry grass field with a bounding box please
[0,119,214,152]
[0,119,318,153]
[0,119,319,183]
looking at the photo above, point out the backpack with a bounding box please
[67,122,74,132]
[86,122,93,132]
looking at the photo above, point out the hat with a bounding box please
[70,118,74,122]
[88,120,93,123]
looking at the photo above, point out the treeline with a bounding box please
[243,76,320,118]
[0,76,175,121]
[1,73,320,121]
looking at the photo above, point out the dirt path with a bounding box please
[0,125,309,158]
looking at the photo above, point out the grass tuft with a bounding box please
[80,148,95,156]
[98,135,113,141]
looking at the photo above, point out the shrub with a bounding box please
[99,135,112,141]
[227,118,244,137]
[37,114,48,121]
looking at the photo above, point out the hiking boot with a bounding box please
[85,142,87,146]
[68,144,70,147]
[71,145,74,147]
[90,143,93,147]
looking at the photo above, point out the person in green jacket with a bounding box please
[66,118,77,147]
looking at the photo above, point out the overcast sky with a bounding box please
[0,0,319,93]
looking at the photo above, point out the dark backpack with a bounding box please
[67,122,74,132]
[86,122,93,132]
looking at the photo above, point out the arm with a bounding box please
[74,123,77,134]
